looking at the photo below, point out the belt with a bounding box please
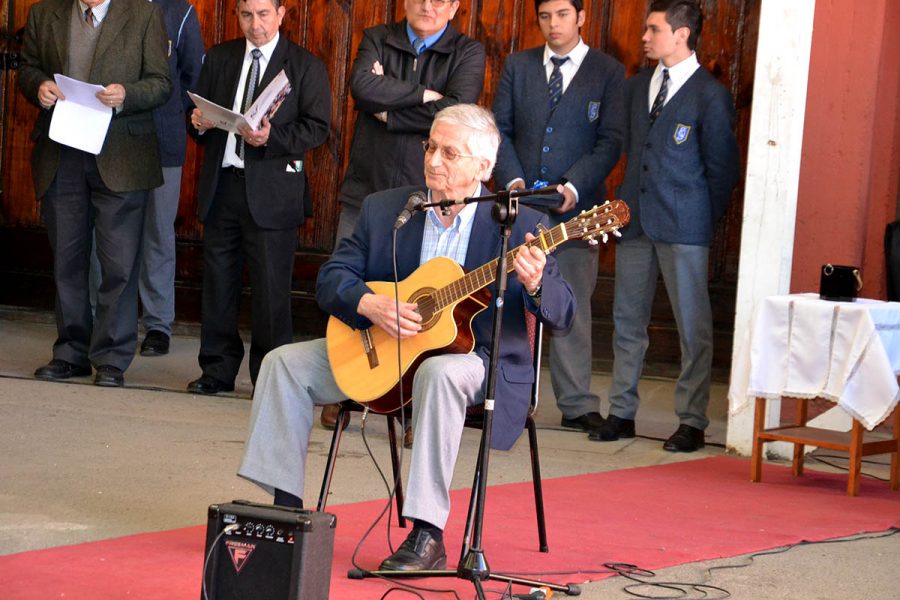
[225,166,245,178]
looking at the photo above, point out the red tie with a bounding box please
[85,8,94,27]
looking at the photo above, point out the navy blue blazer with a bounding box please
[618,66,740,245]
[493,46,625,221]
[151,0,204,167]
[317,185,576,450]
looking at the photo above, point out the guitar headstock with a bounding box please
[565,200,631,245]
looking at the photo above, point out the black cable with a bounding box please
[489,528,900,599]
[808,453,891,482]
[604,562,730,599]
[201,523,239,600]
[703,527,900,579]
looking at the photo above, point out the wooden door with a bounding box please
[0,0,758,379]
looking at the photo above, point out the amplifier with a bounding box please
[202,500,336,600]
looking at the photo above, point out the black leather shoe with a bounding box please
[379,528,446,572]
[589,414,636,441]
[560,411,606,432]
[34,359,92,381]
[663,424,705,452]
[140,330,170,356]
[94,365,124,387]
[187,375,234,395]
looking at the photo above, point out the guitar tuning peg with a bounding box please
[588,237,599,246]
[613,229,622,237]
[601,233,609,244]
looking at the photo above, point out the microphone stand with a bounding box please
[348,187,580,598]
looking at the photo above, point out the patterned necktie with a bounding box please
[237,48,263,161]
[548,56,568,110]
[649,68,669,125]
[84,8,94,27]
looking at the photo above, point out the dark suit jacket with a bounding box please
[618,66,740,245]
[338,21,485,208]
[493,46,625,221]
[19,0,172,196]
[191,35,331,229]
[317,185,576,450]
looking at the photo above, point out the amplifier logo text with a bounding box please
[225,540,256,574]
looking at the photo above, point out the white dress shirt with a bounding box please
[647,51,701,110]
[222,33,280,169]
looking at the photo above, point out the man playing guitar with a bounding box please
[238,104,576,571]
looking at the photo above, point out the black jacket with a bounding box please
[190,35,331,229]
[338,20,486,209]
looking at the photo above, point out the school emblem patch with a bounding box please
[673,123,692,145]
[588,101,601,122]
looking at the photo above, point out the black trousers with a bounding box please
[43,146,146,371]
[198,168,297,385]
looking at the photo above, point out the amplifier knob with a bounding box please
[265,525,275,536]
[255,523,264,535]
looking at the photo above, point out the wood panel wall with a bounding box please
[0,0,759,378]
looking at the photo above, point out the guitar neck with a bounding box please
[431,222,570,312]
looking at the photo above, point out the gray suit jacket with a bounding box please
[19,0,172,196]
[493,46,625,221]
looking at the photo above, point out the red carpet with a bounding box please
[1,456,897,599]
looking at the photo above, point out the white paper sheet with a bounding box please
[187,91,250,134]
[188,69,291,134]
[48,74,113,155]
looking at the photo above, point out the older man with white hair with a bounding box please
[238,104,575,571]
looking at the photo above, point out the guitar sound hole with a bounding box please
[408,289,438,332]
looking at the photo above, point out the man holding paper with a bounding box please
[19,0,171,387]
[187,0,330,394]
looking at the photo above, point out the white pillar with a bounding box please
[726,0,817,455]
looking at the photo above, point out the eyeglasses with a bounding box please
[422,139,477,163]
[412,0,456,7]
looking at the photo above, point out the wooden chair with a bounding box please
[316,315,549,552]
[751,395,900,496]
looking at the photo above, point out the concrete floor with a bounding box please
[0,312,898,599]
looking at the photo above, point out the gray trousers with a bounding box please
[238,338,484,529]
[548,240,601,418]
[608,235,712,430]
[138,166,182,335]
[334,203,360,245]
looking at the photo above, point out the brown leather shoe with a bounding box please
[320,404,349,431]
[403,424,413,449]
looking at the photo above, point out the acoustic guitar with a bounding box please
[326,200,630,413]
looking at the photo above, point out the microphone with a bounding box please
[393,191,427,230]
[438,184,564,208]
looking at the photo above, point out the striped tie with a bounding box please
[548,56,568,111]
[649,68,669,126]
[84,8,95,27]
[237,48,263,161]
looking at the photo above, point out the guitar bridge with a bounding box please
[361,328,379,369]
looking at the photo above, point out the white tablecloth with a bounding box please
[729,294,900,429]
